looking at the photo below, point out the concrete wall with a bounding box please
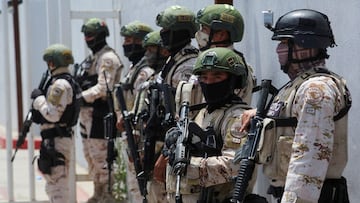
[1,0,359,201]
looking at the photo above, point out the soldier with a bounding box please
[142,30,170,76]
[240,9,351,203]
[76,18,123,203]
[137,31,171,203]
[31,44,80,203]
[163,47,265,203]
[118,21,154,111]
[152,4,201,191]
[195,3,256,105]
[115,20,154,203]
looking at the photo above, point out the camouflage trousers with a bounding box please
[42,137,72,203]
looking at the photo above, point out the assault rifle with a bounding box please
[11,70,51,162]
[103,72,117,194]
[231,79,277,202]
[173,100,191,203]
[115,84,148,203]
[139,85,159,192]
[73,56,97,90]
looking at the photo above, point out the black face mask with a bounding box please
[200,78,233,106]
[85,32,107,53]
[160,29,191,54]
[145,49,168,72]
[123,44,145,63]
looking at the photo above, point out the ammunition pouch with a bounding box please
[256,118,277,164]
[243,194,269,203]
[90,99,110,139]
[37,138,65,175]
[267,176,349,203]
[319,176,350,203]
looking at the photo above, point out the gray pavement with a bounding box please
[0,139,93,203]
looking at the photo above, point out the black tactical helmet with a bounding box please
[272,9,336,48]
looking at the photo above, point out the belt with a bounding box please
[41,127,72,139]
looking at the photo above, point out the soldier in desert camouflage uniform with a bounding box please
[31,44,80,203]
[115,20,154,203]
[152,4,201,188]
[164,47,261,203]
[76,18,123,203]
[195,4,256,105]
[240,9,351,203]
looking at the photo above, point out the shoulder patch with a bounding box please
[103,58,114,68]
[48,86,64,106]
[304,85,324,105]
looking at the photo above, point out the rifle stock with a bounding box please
[11,70,50,162]
[115,84,148,202]
[231,79,275,203]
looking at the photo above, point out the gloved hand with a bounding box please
[31,89,43,99]
[76,94,86,106]
[163,127,181,166]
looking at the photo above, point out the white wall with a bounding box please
[1,0,359,201]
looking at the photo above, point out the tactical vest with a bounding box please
[161,46,199,87]
[76,46,120,91]
[259,67,351,184]
[32,73,81,127]
[121,57,153,110]
[167,101,252,195]
[122,57,149,91]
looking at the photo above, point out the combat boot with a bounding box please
[86,183,104,203]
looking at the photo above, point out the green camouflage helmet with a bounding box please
[142,31,162,47]
[120,20,153,39]
[193,47,247,87]
[196,4,244,42]
[43,44,74,68]
[156,5,199,37]
[81,18,109,36]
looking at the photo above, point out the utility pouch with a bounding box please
[319,176,350,203]
[37,138,65,174]
[257,118,277,164]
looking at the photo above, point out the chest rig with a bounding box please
[261,67,351,182]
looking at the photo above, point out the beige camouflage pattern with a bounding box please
[116,56,155,111]
[79,45,122,201]
[33,68,73,124]
[160,44,202,117]
[224,46,256,105]
[236,63,256,105]
[159,44,198,89]
[115,57,157,203]
[81,46,122,103]
[263,67,349,203]
[32,68,74,203]
[43,137,73,203]
[166,103,255,202]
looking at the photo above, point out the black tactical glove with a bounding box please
[76,94,86,106]
[31,89,43,99]
[163,126,181,166]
